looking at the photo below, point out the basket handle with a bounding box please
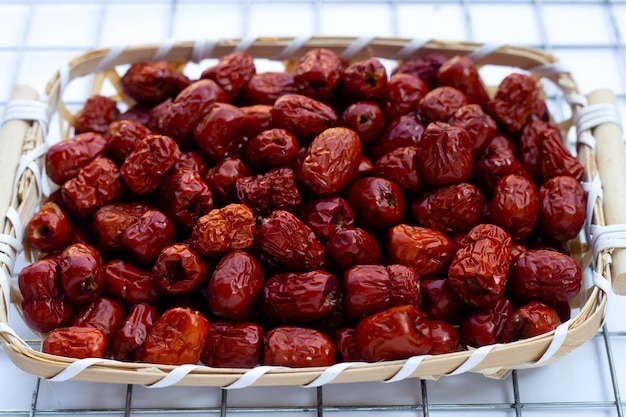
[584,89,626,295]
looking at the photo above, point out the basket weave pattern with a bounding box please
[0,37,617,388]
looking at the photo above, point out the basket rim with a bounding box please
[0,37,611,388]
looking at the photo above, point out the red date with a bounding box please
[103,259,161,305]
[499,301,561,343]
[201,51,256,102]
[539,175,586,241]
[263,326,336,368]
[46,132,107,185]
[271,94,338,143]
[120,209,177,264]
[490,174,539,241]
[26,201,73,253]
[59,243,104,304]
[191,204,256,257]
[298,197,355,241]
[42,326,107,359]
[73,95,120,136]
[459,296,514,347]
[154,243,210,295]
[70,296,126,343]
[294,48,344,101]
[201,321,263,368]
[113,303,160,362]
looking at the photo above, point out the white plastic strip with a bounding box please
[383,355,429,383]
[301,361,368,388]
[15,142,48,188]
[234,37,258,53]
[445,344,499,376]
[0,269,11,321]
[223,365,285,390]
[576,103,623,134]
[565,93,588,107]
[93,45,125,73]
[190,39,217,63]
[1,99,51,135]
[0,322,27,344]
[143,364,202,388]
[47,358,114,382]
[465,43,502,63]
[276,36,311,61]
[590,224,626,258]
[340,36,376,61]
[152,38,177,62]
[578,131,596,151]
[532,320,570,366]
[592,270,613,320]
[393,38,430,60]
[582,175,603,243]
[528,63,569,77]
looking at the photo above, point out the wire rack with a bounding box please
[1,1,626,416]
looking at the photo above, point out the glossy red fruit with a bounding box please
[459,297,514,347]
[154,243,211,295]
[201,321,263,368]
[191,204,256,257]
[487,73,539,133]
[120,209,177,264]
[203,158,252,205]
[46,132,107,185]
[272,94,338,144]
[537,128,585,183]
[436,55,490,107]
[490,174,539,242]
[473,146,531,198]
[158,169,214,229]
[92,202,154,253]
[384,73,429,122]
[343,264,420,320]
[143,307,210,366]
[447,224,513,307]
[201,51,256,102]
[367,115,424,161]
[26,201,73,253]
[244,128,299,172]
[121,61,187,104]
[236,167,302,216]
[341,58,388,103]
[387,224,455,278]
[263,326,336,368]
[70,296,126,343]
[373,146,424,193]
[208,251,264,321]
[298,127,362,197]
[193,102,250,162]
[499,301,561,343]
[42,326,107,359]
[418,86,468,124]
[298,197,356,241]
[18,256,74,333]
[429,320,460,354]
[448,104,496,156]
[539,175,586,241]
[334,328,363,362]
[294,48,344,101]
[327,227,381,271]
[59,243,104,304]
[341,101,386,144]
[346,177,406,233]
[107,119,154,163]
[509,249,582,304]
[392,52,449,90]
[355,305,432,362]
[73,95,120,136]
[420,278,466,324]
[113,303,160,362]
[243,72,297,105]
[103,259,161,305]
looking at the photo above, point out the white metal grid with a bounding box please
[1,1,626,416]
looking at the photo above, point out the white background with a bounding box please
[1,1,626,416]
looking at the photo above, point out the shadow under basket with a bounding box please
[0,37,623,388]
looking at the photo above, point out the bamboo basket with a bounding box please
[0,37,623,388]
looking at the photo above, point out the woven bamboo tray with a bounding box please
[0,37,623,388]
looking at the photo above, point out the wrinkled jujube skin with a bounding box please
[46,132,108,185]
[298,197,356,241]
[459,296,514,348]
[244,128,299,172]
[355,305,432,362]
[392,52,449,90]
[373,146,425,193]
[343,264,420,320]
[142,307,210,366]
[447,224,513,307]
[107,119,155,163]
[59,243,105,304]
[487,73,539,133]
[509,249,582,304]
[113,302,160,362]
[243,72,298,105]
[436,55,490,107]
[418,86,468,124]
[201,321,263,368]
[158,169,214,229]
[264,326,336,368]
[153,243,211,295]
[208,250,264,321]
[472,146,532,198]
[42,326,107,359]
[499,301,561,343]
[92,202,155,254]
[412,182,485,235]
[174,150,209,177]
[341,58,388,103]
[518,119,561,184]
[539,175,586,241]
[120,134,181,195]
[327,227,382,271]
[298,127,362,197]
[294,48,344,101]
[341,101,386,144]
[448,104,497,156]
[537,127,585,183]
[73,95,120,136]
[417,121,474,187]
[61,157,125,219]
[191,204,256,257]
[18,256,74,333]
[26,201,73,253]
[236,167,302,216]
[271,94,338,144]
[121,61,188,105]
[387,224,456,278]
[103,259,161,305]
[240,104,273,138]
[420,278,467,325]
[429,320,460,355]
[70,296,126,343]
[193,102,250,162]
[334,328,363,362]
[384,73,429,122]
[367,114,425,162]
[263,270,340,324]
[490,174,539,242]
[201,51,256,102]
[156,79,229,148]
[120,209,177,264]
[346,177,406,233]
[204,158,253,205]
[255,210,328,272]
